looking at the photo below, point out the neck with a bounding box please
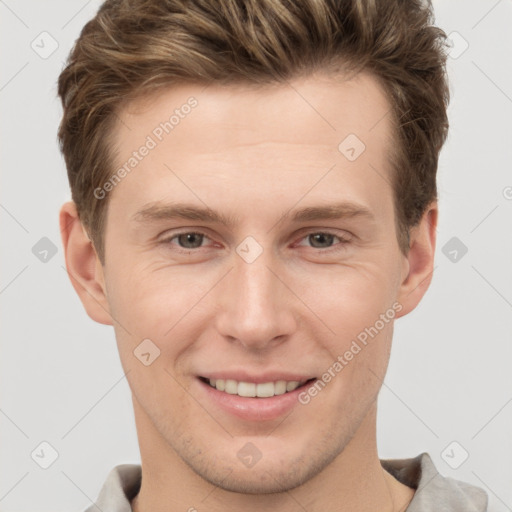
[131,399,414,512]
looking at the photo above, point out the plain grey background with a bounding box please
[1,1,511,511]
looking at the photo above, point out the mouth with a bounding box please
[196,374,319,421]
[198,376,317,398]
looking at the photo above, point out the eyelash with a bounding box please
[159,230,352,254]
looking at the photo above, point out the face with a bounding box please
[84,72,420,492]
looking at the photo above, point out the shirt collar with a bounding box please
[85,452,488,512]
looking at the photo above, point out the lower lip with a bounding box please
[197,378,316,421]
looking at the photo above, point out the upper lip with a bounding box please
[198,371,316,384]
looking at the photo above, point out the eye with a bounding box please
[296,231,352,250]
[159,229,352,254]
[161,231,211,250]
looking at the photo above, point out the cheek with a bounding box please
[300,261,399,380]
[105,263,220,373]
[104,256,183,328]
[307,260,400,332]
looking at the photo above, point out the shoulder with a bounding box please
[381,452,488,512]
[82,464,141,512]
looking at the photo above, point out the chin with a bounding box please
[193,461,313,494]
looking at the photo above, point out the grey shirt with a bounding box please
[83,452,488,511]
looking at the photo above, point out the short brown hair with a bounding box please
[57,0,450,263]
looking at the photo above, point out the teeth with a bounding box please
[225,379,238,394]
[286,381,300,392]
[274,380,287,395]
[238,382,256,397]
[205,378,308,397]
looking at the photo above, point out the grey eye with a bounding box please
[176,232,204,249]
[308,233,335,248]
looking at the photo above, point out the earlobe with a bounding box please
[396,202,438,318]
[59,201,113,326]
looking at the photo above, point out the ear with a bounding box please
[59,201,113,325]
[395,201,438,318]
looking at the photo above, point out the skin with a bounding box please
[60,71,437,512]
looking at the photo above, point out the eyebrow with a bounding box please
[131,201,375,228]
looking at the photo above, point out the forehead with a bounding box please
[106,71,395,224]
[114,71,393,152]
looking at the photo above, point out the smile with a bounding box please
[199,377,314,398]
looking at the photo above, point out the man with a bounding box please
[57,0,488,510]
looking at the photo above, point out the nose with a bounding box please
[214,247,297,351]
